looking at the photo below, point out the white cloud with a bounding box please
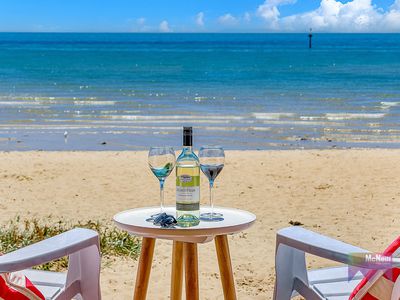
[257,0,296,28]
[196,12,205,27]
[130,17,149,32]
[244,12,252,22]
[258,0,400,32]
[159,20,172,33]
[381,9,400,30]
[218,13,239,26]
[392,0,400,10]
[136,18,146,26]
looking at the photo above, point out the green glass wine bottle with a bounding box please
[175,127,200,227]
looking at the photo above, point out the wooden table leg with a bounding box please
[170,241,183,300]
[215,235,237,300]
[183,242,199,300]
[133,237,156,300]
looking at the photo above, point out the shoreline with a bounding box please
[2,143,399,152]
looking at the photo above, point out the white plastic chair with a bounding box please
[0,228,101,300]
[273,226,400,300]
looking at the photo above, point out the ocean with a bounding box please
[0,33,399,150]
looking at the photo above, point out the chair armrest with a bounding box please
[277,227,371,267]
[0,228,99,273]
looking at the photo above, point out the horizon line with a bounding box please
[0,31,398,34]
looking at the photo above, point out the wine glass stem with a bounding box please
[159,178,165,212]
[209,180,214,216]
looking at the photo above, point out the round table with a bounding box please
[113,206,256,300]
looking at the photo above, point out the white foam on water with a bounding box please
[74,101,115,106]
[101,130,145,135]
[194,96,208,102]
[0,124,180,131]
[0,96,103,106]
[107,119,232,124]
[0,125,103,130]
[380,101,400,109]
[252,113,296,120]
[200,126,271,132]
[123,110,142,113]
[325,113,386,120]
[99,110,119,114]
[323,133,400,143]
[300,116,324,121]
[63,118,254,125]
[261,120,344,126]
[0,101,43,106]
[0,96,56,101]
[106,115,245,121]
[251,127,272,131]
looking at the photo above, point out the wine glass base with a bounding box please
[200,212,224,222]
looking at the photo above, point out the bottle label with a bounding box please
[176,175,200,203]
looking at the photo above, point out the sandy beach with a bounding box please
[0,149,399,299]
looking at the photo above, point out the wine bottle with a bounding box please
[176,127,200,227]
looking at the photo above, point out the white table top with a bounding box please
[113,206,256,243]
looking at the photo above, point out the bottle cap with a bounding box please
[183,127,193,146]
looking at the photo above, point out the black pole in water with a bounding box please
[308,28,313,49]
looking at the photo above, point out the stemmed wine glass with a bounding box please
[199,146,225,222]
[148,147,176,221]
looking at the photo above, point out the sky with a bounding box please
[0,0,399,33]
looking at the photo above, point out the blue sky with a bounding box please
[0,0,399,32]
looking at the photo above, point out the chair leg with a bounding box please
[273,243,308,300]
[183,242,199,300]
[215,235,237,300]
[134,237,156,300]
[170,241,183,300]
[66,244,101,300]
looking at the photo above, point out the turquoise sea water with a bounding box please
[0,33,399,150]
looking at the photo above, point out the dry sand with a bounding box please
[0,149,399,299]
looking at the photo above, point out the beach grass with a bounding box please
[0,217,141,271]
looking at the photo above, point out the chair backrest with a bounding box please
[350,237,400,300]
[0,272,45,300]
[392,275,400,300]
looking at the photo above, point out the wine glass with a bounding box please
[148,147,176,221]
[199,146,225,222]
